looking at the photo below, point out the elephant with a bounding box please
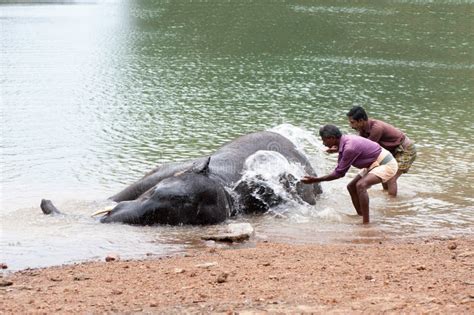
[41,131,322,225]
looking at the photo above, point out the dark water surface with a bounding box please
[1,0,473,270]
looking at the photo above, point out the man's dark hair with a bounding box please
[347,106,368,121]
[319,125,342,138]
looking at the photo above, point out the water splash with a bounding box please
[269,124,329,176]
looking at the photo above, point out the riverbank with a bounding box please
[1,237,473,313]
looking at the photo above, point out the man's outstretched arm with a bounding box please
[301,173,341,184]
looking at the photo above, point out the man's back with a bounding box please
[331,135,382,178]
[359,119,404,153]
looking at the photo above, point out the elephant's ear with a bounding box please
[192,156,211,175]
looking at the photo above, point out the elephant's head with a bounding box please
[99,158,232,225]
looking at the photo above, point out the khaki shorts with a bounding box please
[359,148,399,183]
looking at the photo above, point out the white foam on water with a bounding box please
[291,5,396,16]
[242,150,306,182]
[315,207,345,222]
[269,123,330,176]
[239,150,306,204]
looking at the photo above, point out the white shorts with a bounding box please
[358,148,398,183]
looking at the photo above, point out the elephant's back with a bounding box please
[209,131,315,184]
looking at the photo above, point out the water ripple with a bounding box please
[1,1,473,269]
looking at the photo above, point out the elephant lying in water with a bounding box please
[41,131,322,225]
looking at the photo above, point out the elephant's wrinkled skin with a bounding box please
[42,131,322,225]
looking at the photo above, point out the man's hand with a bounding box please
[300,175,320,184]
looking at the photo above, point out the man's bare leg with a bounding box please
[384,170,403,197]
[355,174,383,223]
[347,175,362,216]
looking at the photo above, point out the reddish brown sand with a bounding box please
[1,237,473,314]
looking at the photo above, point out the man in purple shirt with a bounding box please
[347,106,416,196]
[301,125,398,224]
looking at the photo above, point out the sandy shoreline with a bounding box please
[1,237,473,313]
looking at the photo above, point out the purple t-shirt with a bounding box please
[330,135,382,178]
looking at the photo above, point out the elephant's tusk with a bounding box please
[91,206,113,217]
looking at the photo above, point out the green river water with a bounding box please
[1,0,473,270]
